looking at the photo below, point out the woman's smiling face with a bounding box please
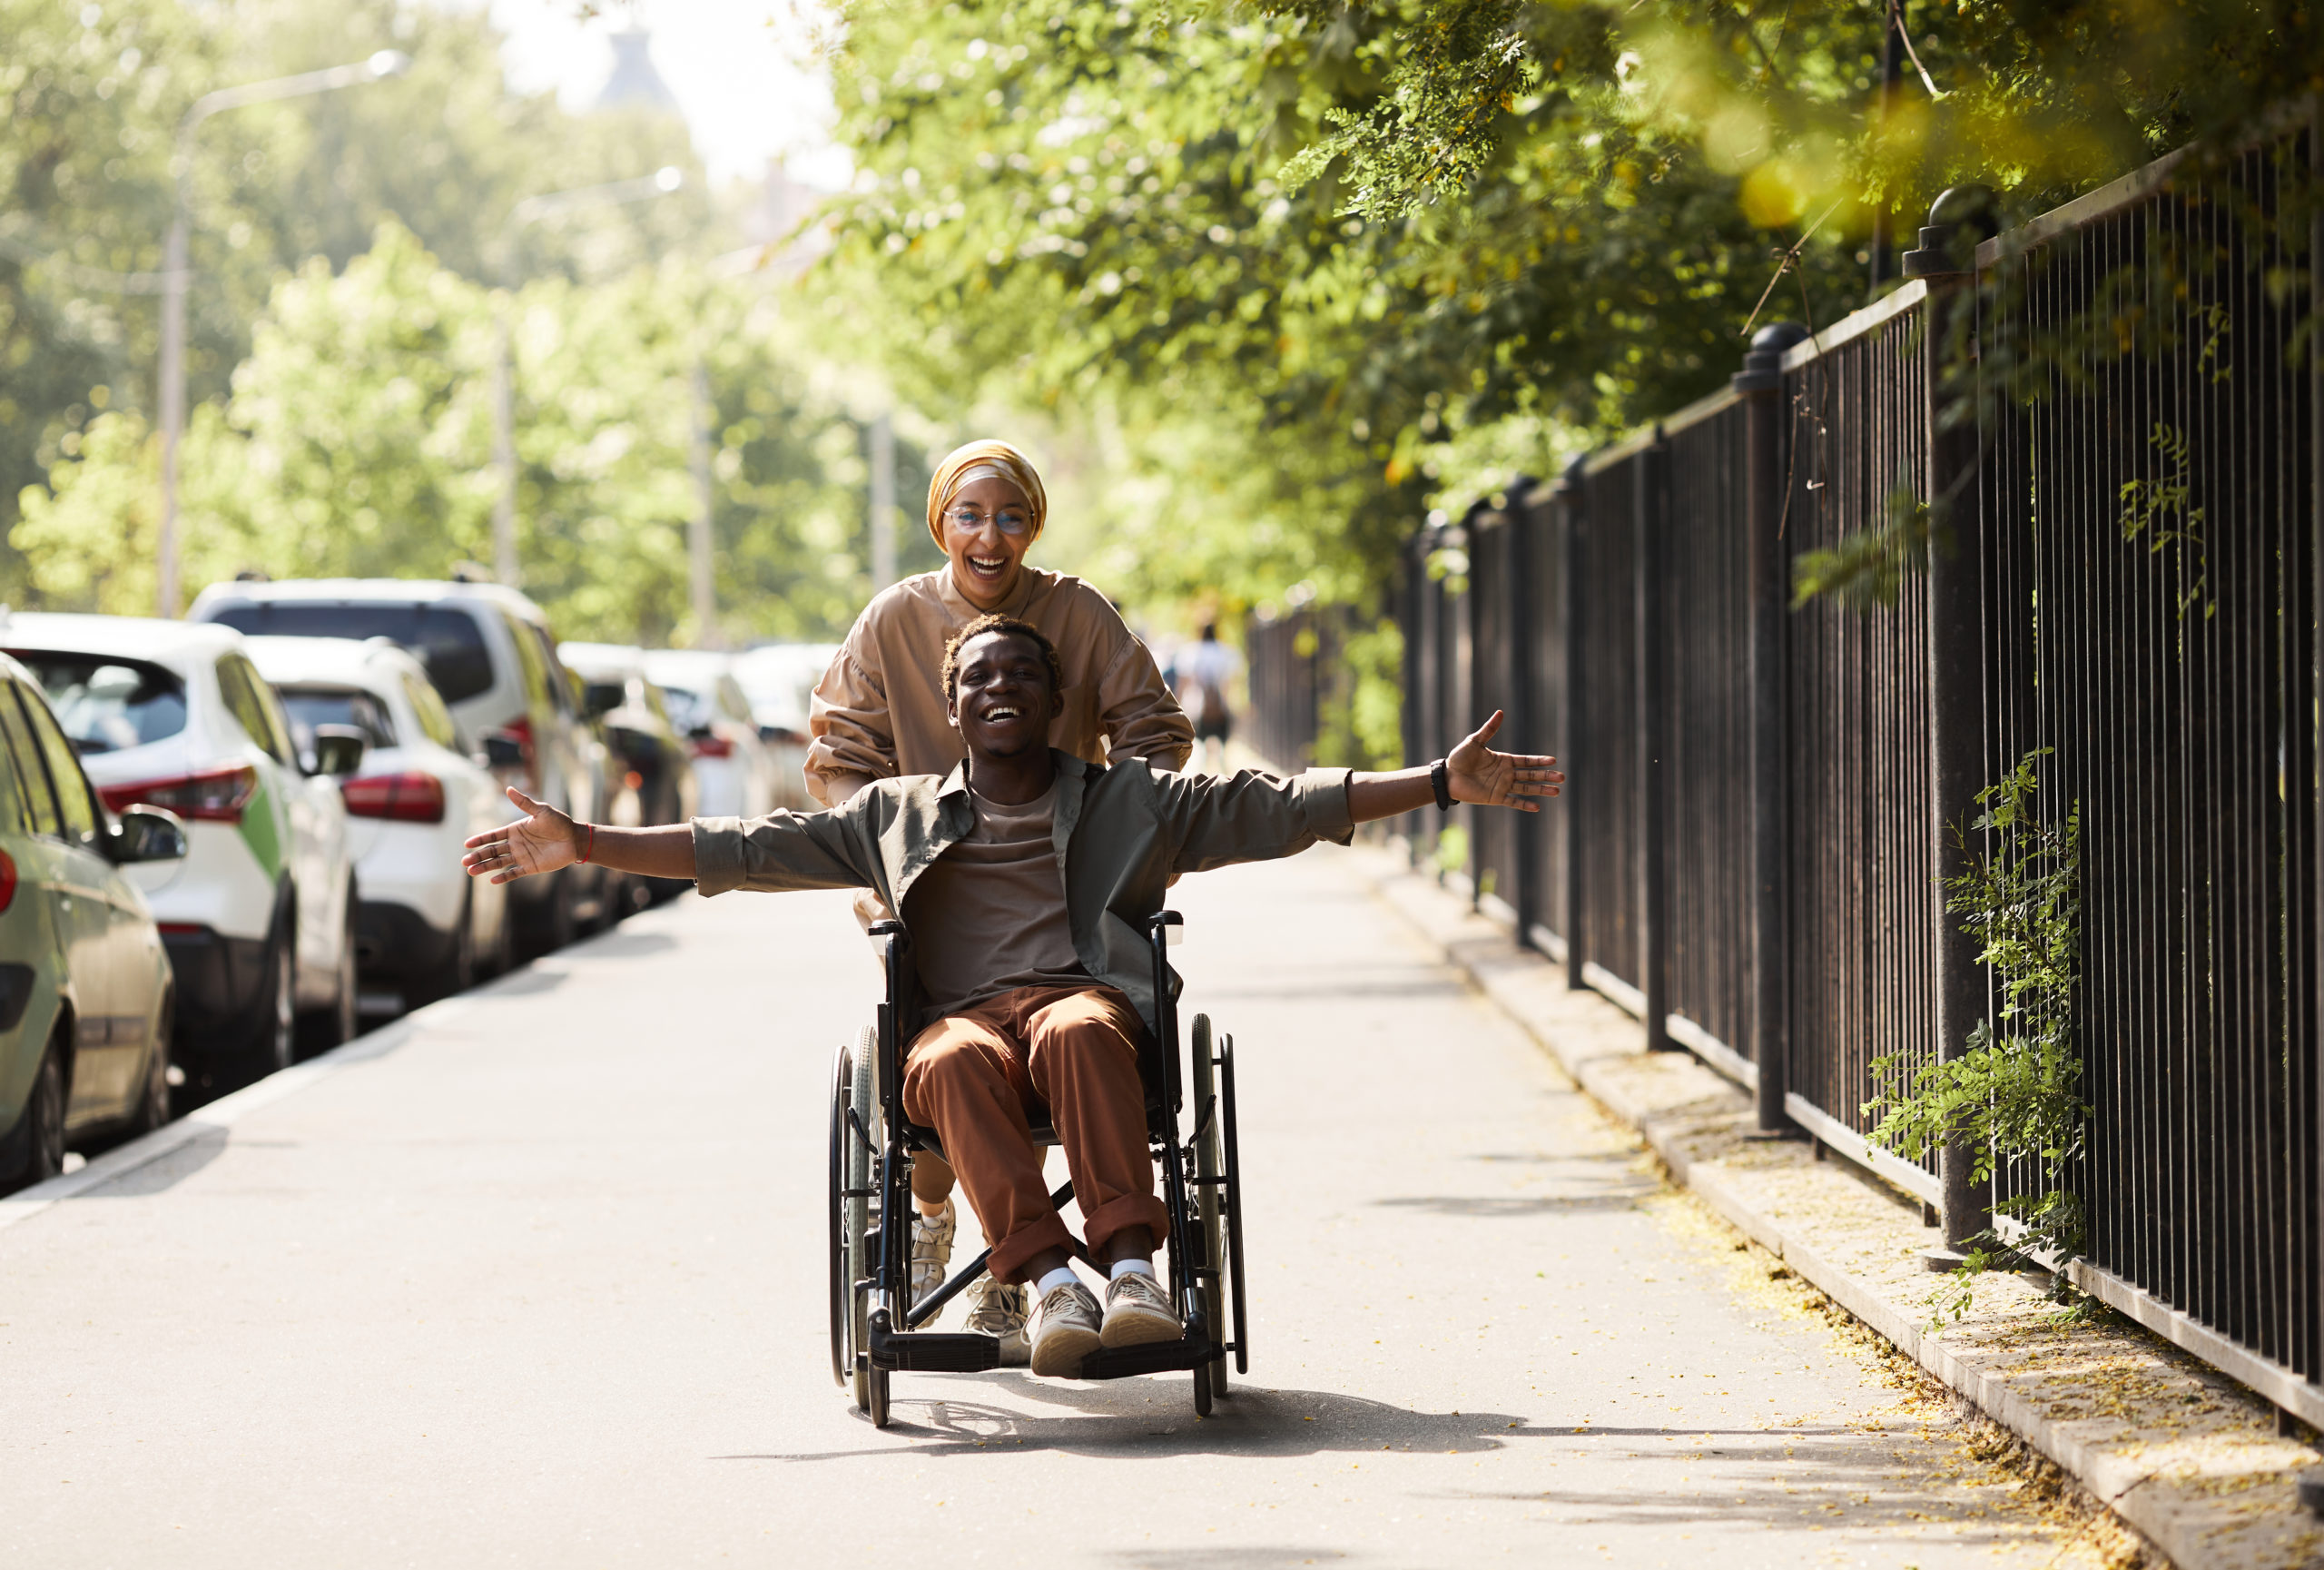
[942,474,1035,610]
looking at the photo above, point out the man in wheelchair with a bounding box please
[464,615,1560,1377]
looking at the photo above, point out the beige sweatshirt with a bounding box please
[803,566,1193,806]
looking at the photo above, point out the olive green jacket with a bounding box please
[691,751,1354,1034]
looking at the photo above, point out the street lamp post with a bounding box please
[157,50,409,618]
[489,166,683,590]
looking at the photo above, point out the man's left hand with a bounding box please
[1447,711,1563,812]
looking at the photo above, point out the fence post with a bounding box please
[1403,526,1431,867]
[1734,321,1809,1131]
[1506,479,1540,945]
[1561,456,1589,992]
[1458,500,1486,907]
[1905,188,1999,1252]
[1637,431,1673,1051]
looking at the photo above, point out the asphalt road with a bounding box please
[1,844,2091,1567]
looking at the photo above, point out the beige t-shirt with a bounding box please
[901,784,1091,1018]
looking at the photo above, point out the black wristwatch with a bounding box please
[1430,757,1452,813]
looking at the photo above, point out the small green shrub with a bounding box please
[1865,748,2086,1321]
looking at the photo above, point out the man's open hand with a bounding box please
[1447,711,1563,812]
[462,786,581,884]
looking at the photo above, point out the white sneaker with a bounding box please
[964,1276,1030,1366]
[1100,1269,1183,1348]
[909,1200,955,1305]
[1027,1280,1103,1377]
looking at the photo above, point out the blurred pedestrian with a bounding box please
[1173,622,1242,775]
[803,437,1192,1363]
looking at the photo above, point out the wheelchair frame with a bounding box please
[828,910,1246,1427]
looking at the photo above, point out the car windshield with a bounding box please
[276,686,397,757]
[6,652,188,754]
[203,603,495,703]
[657,685,712,733]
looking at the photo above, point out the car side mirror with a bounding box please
[111,805,190,864]
[310,725,368,777]
[481,733,527,771]
[580,682,623,720]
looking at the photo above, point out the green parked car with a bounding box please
[0,651,190,1194]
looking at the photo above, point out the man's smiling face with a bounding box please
[947,629,1062,760]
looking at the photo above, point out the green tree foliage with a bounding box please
[18,222,891,646]
[0,0,706,599]
[816,0,2319,616]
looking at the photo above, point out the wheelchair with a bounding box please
[827,911,1247,1427]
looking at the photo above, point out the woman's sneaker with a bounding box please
[1027,1280,1103,1377]
[909,1200,955,1306]
[964,1277,1030,1366]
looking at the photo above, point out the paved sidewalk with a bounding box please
[1,848,2124,1566]
[1357,842,2324,1570]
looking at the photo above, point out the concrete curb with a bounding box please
[1354,844,2324,1570]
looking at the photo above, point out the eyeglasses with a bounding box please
[946,506,1030,537]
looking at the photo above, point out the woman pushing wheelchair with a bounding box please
[463,615,1561,1379]
[806,438,1194,1359]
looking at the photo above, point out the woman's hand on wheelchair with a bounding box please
[462,785,583,884]
[1449,710,1564,812]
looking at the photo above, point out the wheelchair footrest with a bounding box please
[870,1328,1002,1373]
[1078,1337,1220,1380]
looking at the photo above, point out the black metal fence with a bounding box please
[1249,129,2323,1423]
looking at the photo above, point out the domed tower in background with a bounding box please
[596,27,680,114]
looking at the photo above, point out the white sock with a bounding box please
[1035,1265,1078,1298]
[1108,1259,1156,1282]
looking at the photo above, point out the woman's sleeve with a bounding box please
[1094,610,1195,771]
[804,637,894,807]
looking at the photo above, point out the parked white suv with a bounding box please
[640,649,778,820]
[242,637,513,1015]
[5,614,361,1071]
[188,579,611,953]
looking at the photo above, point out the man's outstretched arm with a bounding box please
[462,788,697,884]
[1345,710,1561,821]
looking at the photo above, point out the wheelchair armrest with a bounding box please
[1147,910,1183,940]
[870,920,906,937]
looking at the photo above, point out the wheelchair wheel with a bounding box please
[827,1039,852,1387]
[844,1028,891,1423]
[1188,1014,1231,1397]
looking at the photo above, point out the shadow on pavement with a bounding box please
[720,1383,1556,1462]
[1105,1548,1366,1568]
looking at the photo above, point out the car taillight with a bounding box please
[97,765,258,824]
[691,733,734,759]
[340,771,447,824]
[0,849,15,913]
[487,716,537,785]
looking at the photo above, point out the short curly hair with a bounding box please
[941,614,1065,709]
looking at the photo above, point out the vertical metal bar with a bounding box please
[1562,458,1590,991]
[1738,323,1807,1130]
[2309,106,2324,1380]
[1402,532,1425,861]
[1508,482,1540,944]
[1924,246,1989,1252]
[1638,431,1673,1051]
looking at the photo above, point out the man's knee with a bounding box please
[1028,993,1144,1079]
[902,1024,1007,1118]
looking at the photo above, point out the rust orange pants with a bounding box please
[901,984,1169,1285]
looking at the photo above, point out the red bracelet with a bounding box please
[577,823,595,864]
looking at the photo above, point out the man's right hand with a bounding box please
[462,786,582,884]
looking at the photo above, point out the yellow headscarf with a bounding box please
[925,439,1049,550]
